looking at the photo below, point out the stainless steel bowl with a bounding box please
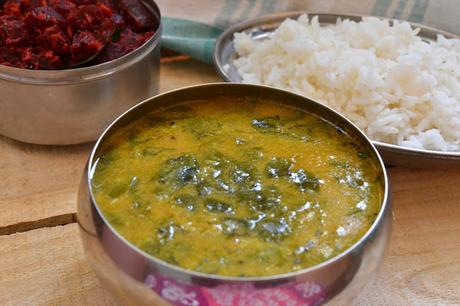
[78,83,391,306]
[0,0,162,145]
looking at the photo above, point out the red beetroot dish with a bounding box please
[0,0,156,69]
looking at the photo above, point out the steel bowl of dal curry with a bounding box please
[77,83,391,305]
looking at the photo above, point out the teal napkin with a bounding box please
[158,0,458,63]
[162,17,223,64]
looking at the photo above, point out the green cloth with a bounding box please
[162,17,222,63]
[157,0,459,63]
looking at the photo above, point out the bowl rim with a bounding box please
[213,11,460,162]
[0,0,162,85]
[84,82,390,282]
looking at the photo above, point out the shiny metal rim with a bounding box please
[83,82,390,282]
[213,12,460,162]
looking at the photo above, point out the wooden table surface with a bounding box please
[1,56,459,306]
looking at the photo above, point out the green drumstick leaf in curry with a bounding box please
[91,98,383,277]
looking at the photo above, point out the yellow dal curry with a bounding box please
[91,99,383,277]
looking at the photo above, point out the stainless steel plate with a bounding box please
[214,12,460,168]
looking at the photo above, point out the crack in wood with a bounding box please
[0,213,77,236]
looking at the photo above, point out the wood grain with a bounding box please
[0,138,91,232]
[0,58,220,234]
[357,167,460,305]
[1,167,459,305]
[0,223,116,306]
[1,57,459,305]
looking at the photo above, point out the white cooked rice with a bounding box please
[233,15,460,152]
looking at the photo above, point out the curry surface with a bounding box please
[91,98,383,277]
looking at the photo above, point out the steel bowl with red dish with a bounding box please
[0,0,156,69]
[0,0,161,145]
